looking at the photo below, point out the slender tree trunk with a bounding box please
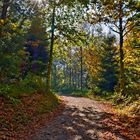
[77,72,80,89]
[46,6,55,93]
[74,68,77,90]
[72,68,76,90]
[72,68,74,88]
[69,48,72,88]
[119,0,125,94]
[65,65,69,88]
[0,0,10,37]
[76,69,79,89]
[0,0,11,82]
[80,46,83,92]
[1,0,10,20]
[52,64,57,89]
[119,24,125,94]
[69,68,72,88]
[63,64,66,87]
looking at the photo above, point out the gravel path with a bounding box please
[30,95,132,140]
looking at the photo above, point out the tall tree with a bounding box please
[98,34,118,92]
[88,0,140,94]
[80,46,83,92]
[46,5,55,93]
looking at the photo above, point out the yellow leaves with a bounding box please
[18,50,29,57]
[84,48,102,79]
[0,19,4,26]
[135,67,140,73]
[136,1,140,9]
[117,100,140,117]
[10,23,18,31]
[0,21,19,38]
[18,50,25,56]
[1,19,18,30]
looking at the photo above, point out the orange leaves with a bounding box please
[84,47,102,79]
[0,93,63,139]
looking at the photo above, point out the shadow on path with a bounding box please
[31,95,136,140]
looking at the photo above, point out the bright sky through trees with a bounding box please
[33,0,42,3]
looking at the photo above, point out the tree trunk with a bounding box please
[52,64,57,89]
[1,0,10,20]
[65,65,69,88]
[119,28,125,94]
[119,0,125,94]
[69,67,72,88]
[0,0,10,37]
[80,46,83,92]
[72,68,74,89]
[46,6,55,93]
[77,72,80,89]
[69,48,72,88]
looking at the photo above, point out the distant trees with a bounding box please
[84,32,118,94]
[44,0,87,92]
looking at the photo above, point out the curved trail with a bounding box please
[30,95,133,140]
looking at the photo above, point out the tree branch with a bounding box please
[123,23,136,37]
[123,12,137,31]
[108,25,120,34]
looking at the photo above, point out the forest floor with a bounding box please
[30,94,140,140]
[0,93,64,140]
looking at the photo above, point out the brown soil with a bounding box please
[30,95,140,140]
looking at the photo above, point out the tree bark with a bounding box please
[69,48,72,88]
[52,64,57,89]
[1,0,10,20]
[77,72,80,89]
[80,46,83,92]
[46,6,55,93]
[119,0,125,94]
[69,67,72,88]
[0,0,11,37]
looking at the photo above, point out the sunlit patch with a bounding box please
[36,0,42,3]
[32,0,42,3]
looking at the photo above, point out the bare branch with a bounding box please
[109,26,120,34]
[106,23,120,34]
[112,21,119,30]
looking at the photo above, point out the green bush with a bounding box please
[0,73,47,99]
[0,84,12,97]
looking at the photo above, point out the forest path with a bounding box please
[30,95,134,140]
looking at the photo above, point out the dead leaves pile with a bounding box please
[0,93,65,140]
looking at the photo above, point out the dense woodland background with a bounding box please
[0,0,140,128]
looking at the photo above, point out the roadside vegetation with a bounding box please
[0,0,139,139]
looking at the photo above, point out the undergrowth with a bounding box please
[87,89,140,117]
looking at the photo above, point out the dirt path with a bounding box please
[30,95,139,140]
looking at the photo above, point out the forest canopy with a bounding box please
[0,0,140,108]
